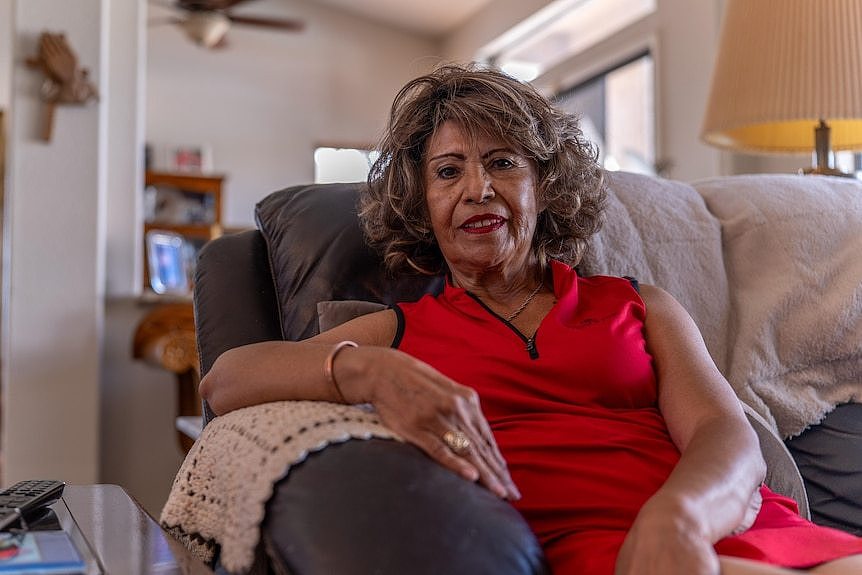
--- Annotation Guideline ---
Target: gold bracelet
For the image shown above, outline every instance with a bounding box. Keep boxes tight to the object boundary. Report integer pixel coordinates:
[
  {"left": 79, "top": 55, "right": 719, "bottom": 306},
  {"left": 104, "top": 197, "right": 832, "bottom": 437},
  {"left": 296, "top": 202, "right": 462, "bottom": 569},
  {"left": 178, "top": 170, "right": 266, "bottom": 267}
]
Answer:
[{"left": 324, "top": 340, "right": 358, "bottom": 403}]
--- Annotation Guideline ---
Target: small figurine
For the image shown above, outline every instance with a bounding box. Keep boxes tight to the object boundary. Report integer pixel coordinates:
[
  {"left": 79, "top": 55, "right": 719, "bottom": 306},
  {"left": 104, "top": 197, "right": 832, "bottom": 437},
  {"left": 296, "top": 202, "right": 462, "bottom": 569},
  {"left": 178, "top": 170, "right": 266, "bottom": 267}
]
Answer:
[{"left": 26, "top": 32, "right": 99, "bottom": 142}]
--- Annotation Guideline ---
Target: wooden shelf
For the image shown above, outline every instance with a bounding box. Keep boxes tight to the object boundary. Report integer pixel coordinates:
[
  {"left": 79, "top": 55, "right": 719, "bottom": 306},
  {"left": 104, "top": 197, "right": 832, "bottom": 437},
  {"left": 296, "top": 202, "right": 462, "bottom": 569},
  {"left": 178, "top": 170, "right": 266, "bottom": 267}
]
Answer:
[
  {"left": 143, "top": 170, "right": 225, "bottom": 294},
  {"left": 144, "top": 222, "right": 221, "bottom": 238}
]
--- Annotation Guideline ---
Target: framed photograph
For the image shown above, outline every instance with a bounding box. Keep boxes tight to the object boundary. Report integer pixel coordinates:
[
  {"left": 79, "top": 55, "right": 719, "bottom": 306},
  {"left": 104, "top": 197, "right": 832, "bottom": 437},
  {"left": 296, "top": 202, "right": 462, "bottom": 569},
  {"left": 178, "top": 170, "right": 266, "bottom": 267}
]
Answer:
[
  {"left": 171, "top": 145, "right": 212, "bottom": 173},
  {"left": 146, "top": 230, "right": 190, "bottom": 295}
]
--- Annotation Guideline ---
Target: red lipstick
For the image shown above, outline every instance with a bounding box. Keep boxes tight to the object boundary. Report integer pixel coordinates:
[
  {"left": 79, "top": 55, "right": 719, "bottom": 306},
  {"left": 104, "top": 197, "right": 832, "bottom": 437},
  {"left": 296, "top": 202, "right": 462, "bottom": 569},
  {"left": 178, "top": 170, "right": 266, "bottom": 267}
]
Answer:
[{"left": 459, "top": 214, "right": 506, "bottom": 234}]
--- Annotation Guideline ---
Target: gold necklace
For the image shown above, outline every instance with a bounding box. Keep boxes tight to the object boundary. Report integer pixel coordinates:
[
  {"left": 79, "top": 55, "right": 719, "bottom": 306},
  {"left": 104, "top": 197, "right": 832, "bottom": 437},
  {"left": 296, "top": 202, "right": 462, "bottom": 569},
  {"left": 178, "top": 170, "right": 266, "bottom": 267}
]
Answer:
[{"left": 505, "top": 282, "right": 543, "bottom": 322}]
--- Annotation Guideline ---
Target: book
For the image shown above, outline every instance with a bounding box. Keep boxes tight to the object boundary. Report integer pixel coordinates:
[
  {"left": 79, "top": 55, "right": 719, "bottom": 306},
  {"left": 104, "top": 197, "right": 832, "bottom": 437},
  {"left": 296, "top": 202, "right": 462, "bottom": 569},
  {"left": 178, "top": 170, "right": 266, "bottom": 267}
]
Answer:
[{"left": 0, "top": 531, "right": 85, "bottom": 574}]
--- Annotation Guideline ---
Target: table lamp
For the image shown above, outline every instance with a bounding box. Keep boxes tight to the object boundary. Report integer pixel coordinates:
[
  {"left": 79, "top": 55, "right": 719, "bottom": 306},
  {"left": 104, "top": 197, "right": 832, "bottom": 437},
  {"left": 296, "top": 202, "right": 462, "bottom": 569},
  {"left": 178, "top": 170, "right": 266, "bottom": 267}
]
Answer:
[{"left": 701, "top": 0, "right": 862, "bottom": 176}]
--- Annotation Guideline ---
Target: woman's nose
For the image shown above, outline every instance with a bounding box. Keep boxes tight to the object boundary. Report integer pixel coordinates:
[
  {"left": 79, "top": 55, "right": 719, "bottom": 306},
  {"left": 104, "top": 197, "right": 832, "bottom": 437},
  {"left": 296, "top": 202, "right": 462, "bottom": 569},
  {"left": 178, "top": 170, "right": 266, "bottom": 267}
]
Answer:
[{"left": 463, "top": 164, "right": 494, "bottom": 204}]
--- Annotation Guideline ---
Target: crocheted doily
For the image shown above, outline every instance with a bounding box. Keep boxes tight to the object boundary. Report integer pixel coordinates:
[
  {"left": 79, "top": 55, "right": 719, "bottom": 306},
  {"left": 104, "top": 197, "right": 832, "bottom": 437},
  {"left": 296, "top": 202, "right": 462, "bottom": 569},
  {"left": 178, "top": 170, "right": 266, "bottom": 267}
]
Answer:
[{"left": 160, "top": 400, "right": 399, "bottom": 573}]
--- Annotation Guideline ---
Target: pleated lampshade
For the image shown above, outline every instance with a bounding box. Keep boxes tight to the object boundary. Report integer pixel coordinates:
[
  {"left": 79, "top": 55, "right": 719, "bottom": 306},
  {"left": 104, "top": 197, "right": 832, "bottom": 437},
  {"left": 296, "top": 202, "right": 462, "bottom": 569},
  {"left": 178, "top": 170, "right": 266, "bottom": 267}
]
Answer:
[{"left": 701, "top": 0, "right": 862, "bottom": 159}]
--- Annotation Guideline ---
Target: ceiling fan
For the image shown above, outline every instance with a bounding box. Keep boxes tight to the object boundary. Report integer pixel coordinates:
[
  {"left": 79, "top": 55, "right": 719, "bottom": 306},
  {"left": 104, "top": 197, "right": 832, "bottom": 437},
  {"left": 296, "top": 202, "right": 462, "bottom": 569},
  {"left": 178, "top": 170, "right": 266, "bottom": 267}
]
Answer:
[{"left": 151, "top": 0, "right": 305, "bottom": 49}]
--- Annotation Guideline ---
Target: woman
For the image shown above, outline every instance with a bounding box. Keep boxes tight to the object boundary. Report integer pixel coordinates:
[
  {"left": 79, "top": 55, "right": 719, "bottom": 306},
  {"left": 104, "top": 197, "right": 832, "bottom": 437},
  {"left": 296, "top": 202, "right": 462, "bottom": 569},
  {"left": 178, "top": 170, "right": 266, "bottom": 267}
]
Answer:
[{"left": 200, "top": 64, "right": 862, "bottom": 574}]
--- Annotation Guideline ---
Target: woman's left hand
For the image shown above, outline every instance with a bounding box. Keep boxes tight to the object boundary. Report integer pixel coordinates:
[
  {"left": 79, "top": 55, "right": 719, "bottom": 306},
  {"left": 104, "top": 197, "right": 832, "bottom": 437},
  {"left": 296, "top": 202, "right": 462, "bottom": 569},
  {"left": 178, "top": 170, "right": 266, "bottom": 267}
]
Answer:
[{"left": 614, "top": 494, "right": 720, "bottom": 575}]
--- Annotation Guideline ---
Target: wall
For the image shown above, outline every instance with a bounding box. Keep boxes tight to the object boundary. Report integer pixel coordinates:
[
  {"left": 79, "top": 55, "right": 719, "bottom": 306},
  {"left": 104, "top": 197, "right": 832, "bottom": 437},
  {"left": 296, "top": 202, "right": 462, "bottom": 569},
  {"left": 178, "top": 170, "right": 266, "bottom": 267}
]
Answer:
[{"left": 3, "top": 0, "right": 106, "bottom": 484}]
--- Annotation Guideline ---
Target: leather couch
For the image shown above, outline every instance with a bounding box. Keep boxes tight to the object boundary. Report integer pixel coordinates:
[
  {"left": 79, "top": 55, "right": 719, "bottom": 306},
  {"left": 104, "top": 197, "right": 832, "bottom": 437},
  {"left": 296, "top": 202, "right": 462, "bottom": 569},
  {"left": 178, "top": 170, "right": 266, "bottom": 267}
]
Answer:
[{"left": 193, "top": 170, "right": 862, "bottom": 573}]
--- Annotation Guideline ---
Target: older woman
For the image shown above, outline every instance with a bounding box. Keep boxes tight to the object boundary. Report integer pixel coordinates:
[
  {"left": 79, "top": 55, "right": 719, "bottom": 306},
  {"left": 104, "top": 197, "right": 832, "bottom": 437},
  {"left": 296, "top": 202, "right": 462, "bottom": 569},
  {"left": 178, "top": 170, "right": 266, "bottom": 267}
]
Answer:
[{"left": 200, "top": 64, "right": 862, "bottom": 574}]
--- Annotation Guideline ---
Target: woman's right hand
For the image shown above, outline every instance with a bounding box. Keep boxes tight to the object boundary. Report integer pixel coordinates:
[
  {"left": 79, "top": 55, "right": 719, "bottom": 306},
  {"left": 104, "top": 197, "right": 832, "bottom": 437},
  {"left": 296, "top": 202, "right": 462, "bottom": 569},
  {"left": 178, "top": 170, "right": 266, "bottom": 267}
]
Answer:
[{"left": 335, "top": 345, "right": 521, "bottom": 501}]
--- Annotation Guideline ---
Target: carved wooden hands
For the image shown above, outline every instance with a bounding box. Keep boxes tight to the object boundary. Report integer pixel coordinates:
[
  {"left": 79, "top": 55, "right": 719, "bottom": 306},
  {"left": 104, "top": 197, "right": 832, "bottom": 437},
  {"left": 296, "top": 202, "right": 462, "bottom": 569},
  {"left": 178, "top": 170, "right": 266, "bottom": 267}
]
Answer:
[{"left": 26, "top": 32, "right": 99, "bottom": 141}]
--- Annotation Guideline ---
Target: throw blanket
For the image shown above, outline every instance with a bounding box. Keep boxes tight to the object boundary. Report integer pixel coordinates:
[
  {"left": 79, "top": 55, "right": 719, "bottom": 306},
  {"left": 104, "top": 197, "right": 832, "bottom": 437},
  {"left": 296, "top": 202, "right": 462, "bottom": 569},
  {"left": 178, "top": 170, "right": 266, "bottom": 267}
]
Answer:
[
  {"left": 160, "top": 401, "right": 398, "bottom": 573},
  {"left": 583, "top": 171, "right": 862, "bottom": 438},
  {"left": 695, "top": 175, "right": 862, "bottom": 438}
]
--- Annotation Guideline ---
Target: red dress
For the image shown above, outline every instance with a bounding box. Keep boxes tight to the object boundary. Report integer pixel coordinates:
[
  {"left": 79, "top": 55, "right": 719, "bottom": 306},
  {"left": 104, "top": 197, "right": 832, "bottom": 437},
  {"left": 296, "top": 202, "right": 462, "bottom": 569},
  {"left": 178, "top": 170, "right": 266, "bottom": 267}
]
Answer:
[{"left": 393, "top": 260, "right": 862, "bottom": 573}]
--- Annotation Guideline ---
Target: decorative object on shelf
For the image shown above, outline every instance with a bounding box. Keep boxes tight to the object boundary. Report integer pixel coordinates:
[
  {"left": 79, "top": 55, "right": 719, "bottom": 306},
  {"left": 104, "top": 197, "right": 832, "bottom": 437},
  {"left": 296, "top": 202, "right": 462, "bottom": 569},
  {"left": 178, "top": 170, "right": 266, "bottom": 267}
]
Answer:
[
  {"left": 146, "top": 142, "right": 213, "bottom": 173},
  {"left": 171, "top": 145, "right": 210, "bottom": 173},
  {"left": 149, "top": 0, "right": 304, "bottom": 49},
  {"left": 701, "top": 0, "right": 862, "bottom": 177},
  {"left": 132, "top": 303, "right": 201, "bottom": 453},
  {"left": 26, "top": 32, "right": 99, "bottom": 142}
]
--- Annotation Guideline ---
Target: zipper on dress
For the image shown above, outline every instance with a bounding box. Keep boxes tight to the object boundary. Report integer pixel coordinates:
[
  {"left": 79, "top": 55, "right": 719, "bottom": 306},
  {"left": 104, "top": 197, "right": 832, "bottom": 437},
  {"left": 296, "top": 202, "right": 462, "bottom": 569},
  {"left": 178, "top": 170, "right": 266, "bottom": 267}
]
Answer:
[
  {"left": 465, "top": 292, "right": 540, "bottom": 360},
  {"left": 525, "top": 337, "right": 538, "bottom": 360}
]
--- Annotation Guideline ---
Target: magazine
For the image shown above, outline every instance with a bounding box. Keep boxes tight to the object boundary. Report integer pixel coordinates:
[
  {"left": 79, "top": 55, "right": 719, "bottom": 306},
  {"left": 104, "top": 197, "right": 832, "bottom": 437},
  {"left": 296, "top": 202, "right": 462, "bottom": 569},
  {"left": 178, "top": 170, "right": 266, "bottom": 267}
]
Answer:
[{"left": 0, "top": 531, "right": 85, "bottom": 574}]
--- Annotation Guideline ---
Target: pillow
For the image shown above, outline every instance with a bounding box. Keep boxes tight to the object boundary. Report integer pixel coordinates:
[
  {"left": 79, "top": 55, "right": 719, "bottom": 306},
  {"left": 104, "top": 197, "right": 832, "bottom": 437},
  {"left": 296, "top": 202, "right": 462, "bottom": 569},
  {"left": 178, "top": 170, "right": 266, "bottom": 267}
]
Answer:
[
  {"left": 694, "top": 174, "right": 862, "bottom": 438},
  {"left": 317, "top": 300, "right": 387, "bottom": 332},
  {"left": 254, "top": 183, "right": 442, "bottom": 341}
]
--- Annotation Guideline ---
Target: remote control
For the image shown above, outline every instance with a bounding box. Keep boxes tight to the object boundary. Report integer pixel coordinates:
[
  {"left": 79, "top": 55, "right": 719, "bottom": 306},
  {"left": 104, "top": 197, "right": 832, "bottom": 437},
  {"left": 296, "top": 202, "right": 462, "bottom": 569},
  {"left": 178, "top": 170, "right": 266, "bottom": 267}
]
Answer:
[{"left": 0, "top": 479, "right": 65, "bottom": 531}]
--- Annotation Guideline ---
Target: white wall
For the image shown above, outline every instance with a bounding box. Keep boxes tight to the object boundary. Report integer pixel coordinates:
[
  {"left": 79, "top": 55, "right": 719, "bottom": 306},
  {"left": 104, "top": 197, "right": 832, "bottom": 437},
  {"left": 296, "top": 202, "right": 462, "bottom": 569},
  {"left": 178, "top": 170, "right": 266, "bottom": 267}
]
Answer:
[
  {"left": 3, "top": 0, "right": 107, "bottom": 484},
  {"left": 104, "top": 0, "right": 146, "bottom": 298}
]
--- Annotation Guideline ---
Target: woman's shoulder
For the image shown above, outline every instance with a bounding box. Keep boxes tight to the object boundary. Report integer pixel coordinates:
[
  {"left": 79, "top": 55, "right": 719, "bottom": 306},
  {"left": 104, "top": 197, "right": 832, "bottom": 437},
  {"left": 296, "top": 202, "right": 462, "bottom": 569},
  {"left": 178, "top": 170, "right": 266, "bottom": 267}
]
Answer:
[{"left": 577, "top": 273, "right": 641, "bottom": 293}]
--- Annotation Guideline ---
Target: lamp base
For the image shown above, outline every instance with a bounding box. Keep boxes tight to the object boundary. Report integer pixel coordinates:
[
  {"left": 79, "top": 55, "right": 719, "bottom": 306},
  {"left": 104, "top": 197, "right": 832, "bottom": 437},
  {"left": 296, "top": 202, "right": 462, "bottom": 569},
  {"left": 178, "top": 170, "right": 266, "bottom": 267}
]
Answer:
[
  {"left": 800, "top": 120, "right": 858, "bottom": 178},
  {"left": 800, "top": 166, "right": 856, "bottom": 178}
]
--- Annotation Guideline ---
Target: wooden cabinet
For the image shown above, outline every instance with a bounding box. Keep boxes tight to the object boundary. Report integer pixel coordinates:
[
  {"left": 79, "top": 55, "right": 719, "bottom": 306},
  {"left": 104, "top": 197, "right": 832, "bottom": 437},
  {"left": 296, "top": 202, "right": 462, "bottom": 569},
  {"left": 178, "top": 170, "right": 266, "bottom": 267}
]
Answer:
[{"left": 143, "top": 171, "right": 224, "bottom": 294}]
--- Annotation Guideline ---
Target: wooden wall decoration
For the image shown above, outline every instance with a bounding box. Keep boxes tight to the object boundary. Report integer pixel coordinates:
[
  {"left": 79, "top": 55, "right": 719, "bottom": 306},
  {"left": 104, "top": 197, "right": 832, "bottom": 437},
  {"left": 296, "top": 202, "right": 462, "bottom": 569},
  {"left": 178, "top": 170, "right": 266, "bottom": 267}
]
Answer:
[{"left": 26, "top": 32, "right": 99, "bottom": 142}]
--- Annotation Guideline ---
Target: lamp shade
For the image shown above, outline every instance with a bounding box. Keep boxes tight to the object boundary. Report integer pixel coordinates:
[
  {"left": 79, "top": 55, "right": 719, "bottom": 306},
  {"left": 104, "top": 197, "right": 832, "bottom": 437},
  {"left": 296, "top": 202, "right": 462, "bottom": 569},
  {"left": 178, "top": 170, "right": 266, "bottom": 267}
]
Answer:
[{"left": 701, "top": 0, "right": 862, "bottom": 153}]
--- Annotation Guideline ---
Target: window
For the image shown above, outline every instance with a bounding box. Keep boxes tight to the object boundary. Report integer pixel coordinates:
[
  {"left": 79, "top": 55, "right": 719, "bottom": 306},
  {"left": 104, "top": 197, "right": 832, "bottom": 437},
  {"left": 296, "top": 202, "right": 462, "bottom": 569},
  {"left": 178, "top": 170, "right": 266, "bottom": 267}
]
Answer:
[
  {"left": 555, "top": 52, "right": 656, "bottom": 174},
  {"left": 835, "top": 151, "right": 862, "bottom": 177},
  {"left": 314, "top": 147, "right": 378, "bottom": 184}
]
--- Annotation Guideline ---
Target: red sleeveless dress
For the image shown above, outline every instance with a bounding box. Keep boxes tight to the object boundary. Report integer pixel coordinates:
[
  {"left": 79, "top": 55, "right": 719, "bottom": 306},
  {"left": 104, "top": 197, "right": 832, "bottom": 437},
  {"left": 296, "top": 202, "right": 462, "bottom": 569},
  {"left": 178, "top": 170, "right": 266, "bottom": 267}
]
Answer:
[{"left": 393, "top": 260, "right": 862, "bottom": 573}]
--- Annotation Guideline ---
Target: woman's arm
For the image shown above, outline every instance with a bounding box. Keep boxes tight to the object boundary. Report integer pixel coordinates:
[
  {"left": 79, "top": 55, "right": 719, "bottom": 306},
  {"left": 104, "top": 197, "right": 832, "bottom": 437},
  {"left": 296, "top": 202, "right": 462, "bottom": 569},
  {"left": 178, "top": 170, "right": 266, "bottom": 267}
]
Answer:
[
  {"left": 616, "top": 284, "right": 766, "bottom": 575},
  {"left": 199, "top": 309, "right": 398, "bottom": 414},
  {"left": 198, "top": 308, "right": 520, "bottom": 500}
]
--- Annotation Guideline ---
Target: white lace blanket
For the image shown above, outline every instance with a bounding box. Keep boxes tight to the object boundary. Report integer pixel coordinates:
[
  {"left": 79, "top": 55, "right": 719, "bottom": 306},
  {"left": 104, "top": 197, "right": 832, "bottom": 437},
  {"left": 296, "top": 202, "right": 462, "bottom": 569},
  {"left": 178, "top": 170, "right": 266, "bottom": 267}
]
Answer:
[{"left": 159, "top": 401, "right": 399, "bottom": 574}]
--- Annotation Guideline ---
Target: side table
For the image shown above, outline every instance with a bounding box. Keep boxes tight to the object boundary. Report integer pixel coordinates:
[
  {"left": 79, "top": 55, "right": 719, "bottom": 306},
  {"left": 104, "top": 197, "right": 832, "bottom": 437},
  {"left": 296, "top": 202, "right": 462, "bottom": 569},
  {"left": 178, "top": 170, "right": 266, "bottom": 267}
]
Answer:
[{"left": 51, "top": 484, "right": 212, "bottom": 574}]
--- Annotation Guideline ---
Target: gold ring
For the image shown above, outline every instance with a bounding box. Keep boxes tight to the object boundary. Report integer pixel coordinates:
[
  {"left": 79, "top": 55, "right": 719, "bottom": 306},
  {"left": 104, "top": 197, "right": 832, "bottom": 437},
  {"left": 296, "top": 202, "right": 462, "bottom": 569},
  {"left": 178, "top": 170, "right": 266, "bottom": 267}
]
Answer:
[{"left": 442, "top": 430, "right": 471, "bottom": 455}]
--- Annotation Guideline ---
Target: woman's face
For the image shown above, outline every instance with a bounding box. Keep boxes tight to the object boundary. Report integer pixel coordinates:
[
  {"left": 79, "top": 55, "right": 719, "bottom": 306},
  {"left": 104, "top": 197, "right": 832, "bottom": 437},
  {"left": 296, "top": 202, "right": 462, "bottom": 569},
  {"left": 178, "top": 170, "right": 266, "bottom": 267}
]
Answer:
[{"left": 423, "top": 120, "right": 539, "bottom": 277}]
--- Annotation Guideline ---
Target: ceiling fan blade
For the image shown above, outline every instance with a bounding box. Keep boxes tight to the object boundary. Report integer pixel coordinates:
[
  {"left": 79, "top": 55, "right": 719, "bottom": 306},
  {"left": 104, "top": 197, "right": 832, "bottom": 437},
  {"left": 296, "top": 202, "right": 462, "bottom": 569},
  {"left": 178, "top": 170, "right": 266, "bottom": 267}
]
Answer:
[
  {"left": 176, "top": 0, "right": 252, "bottom": 10},
  {"left": 225, "top": 14, "right": 304, "bottom": 31}
]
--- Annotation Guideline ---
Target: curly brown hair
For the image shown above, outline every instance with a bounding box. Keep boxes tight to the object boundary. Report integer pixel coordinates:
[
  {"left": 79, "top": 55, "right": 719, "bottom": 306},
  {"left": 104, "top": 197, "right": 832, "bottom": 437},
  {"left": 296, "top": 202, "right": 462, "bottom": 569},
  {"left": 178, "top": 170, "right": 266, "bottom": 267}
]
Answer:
[{"left": 359, "top": 62, "right": 606, "bottom": 276}]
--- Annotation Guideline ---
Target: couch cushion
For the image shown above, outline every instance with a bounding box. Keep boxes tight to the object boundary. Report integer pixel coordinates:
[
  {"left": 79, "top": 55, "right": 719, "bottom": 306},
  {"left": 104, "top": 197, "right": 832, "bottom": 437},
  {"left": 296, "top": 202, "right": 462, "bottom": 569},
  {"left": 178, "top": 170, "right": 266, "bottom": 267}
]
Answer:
[
  {"left": 579, "top": 171, "right": 730, "bottom": 372},
  {"left": 255, "top": 183, "right": 443, "bottom": 341},
  {"left": 317, "top": 299, "right": 387, "bottom": 333},
  {"left": 693, "top": 174, "right": 862, "bottom": 438}
]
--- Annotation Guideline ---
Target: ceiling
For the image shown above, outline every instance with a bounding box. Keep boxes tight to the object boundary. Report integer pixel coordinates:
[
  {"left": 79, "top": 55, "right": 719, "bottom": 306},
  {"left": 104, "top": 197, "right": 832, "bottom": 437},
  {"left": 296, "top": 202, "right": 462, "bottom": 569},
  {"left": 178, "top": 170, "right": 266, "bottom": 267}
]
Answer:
[{"left": 307, "top": 0, "right": 496, "bottom": 37}]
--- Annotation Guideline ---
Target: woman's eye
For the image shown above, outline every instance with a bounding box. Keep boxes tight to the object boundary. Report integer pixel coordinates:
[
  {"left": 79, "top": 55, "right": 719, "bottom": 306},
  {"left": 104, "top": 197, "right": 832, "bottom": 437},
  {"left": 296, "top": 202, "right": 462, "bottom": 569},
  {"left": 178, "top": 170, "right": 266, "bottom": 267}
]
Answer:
[
  {"left": 437, "top": 166, "right": 458, "bottom": 179},
  {"left": 491, "top": 157, "right": 515, "bottom": 169}
]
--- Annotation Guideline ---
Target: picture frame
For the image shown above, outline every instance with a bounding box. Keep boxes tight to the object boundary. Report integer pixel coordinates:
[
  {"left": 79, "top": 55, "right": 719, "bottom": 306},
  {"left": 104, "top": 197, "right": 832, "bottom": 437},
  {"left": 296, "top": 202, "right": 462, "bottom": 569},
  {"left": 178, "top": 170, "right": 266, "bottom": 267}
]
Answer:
[
  {"left": 146, "top": 230, "right": 190, "bottom": 295},
  {"left": 171, "top": 145, "right": 212, "bottom": 173}
]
